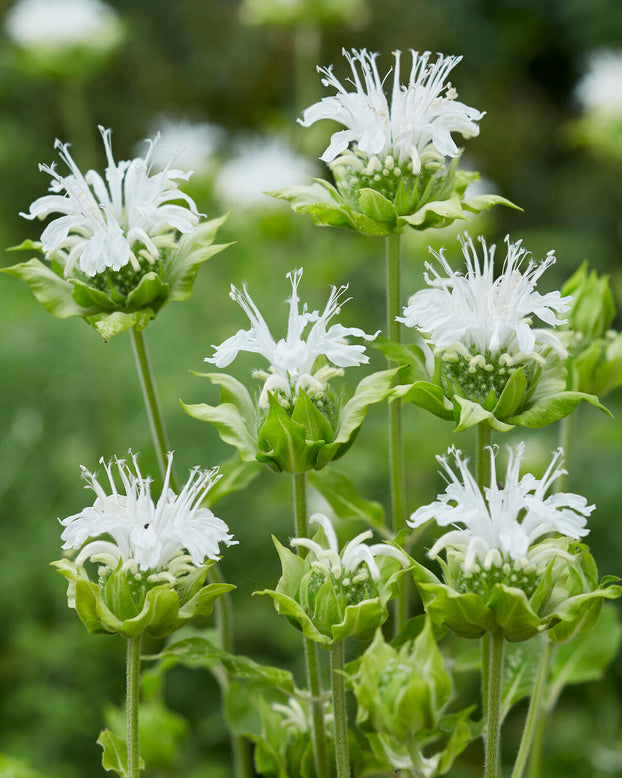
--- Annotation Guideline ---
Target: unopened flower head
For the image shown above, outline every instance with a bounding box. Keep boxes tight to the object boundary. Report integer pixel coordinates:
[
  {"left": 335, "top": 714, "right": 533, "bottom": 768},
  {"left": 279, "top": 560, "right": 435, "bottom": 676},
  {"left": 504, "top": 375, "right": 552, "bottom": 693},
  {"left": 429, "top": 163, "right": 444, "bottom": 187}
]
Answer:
[
  {"left": 214, "top": 136, "right": 317, "bottom": 211},
  {"left": 576, "top": 49, "right": 622, "bottom": 118},
  {"left": 5, "top": 0, "right": 122, "bottom": 52},
  {"left": 291, "top": 512, "right": 408, "bottom": 605},
  {"left": 21, "top": 125, "right": 203, "bottom": 278},
  {"left": 409, "top": 443, "right": 592, "bottom": 595},
  {"left": 299, "top": 48, "right": 483, "bottom": 200},
  {"left": 398, "top": 233, "right": 571, "bottom": 404},
  {"left": 60, "top": 452, "right": 237, "bottom": 583},
  {"left": 206, "top": 268, "right": 379, "bottom": 408}
]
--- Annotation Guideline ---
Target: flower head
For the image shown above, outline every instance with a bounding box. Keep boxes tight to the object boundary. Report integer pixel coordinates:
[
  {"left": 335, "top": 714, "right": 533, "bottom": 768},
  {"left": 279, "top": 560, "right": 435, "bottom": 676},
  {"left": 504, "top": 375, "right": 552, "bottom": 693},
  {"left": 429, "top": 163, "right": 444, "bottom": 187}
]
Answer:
[
  {"left": 206, "top": 268, "right": 379, "bottom": 407},
  {"left": 60, "top": 451, "right": 236, "bottom": 580},
  {"left": 576, "top": 49, "right": 622, "bottom": 118},
  {"left": 5, "top": 0, "right": 122, "bottom": 52},
  {"left": 409, "top": 443, "right": 592, "bottom": 579},
  {"left": 214, "top": 136, "right": 317, "bottom": 211},
  {"left": 300, "top": 48, "right": 483, "bottom": 175},
  {"left": 21, "top": 125, "right": 203, "bottom": 277}
]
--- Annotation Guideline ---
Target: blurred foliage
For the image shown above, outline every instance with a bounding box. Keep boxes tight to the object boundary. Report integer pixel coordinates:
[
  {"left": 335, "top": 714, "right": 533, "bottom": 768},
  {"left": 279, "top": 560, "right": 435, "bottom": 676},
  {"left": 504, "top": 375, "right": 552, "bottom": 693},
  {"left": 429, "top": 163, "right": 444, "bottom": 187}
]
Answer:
[{"left": 0, "top": 0, "right": 621, "bottom": 776}]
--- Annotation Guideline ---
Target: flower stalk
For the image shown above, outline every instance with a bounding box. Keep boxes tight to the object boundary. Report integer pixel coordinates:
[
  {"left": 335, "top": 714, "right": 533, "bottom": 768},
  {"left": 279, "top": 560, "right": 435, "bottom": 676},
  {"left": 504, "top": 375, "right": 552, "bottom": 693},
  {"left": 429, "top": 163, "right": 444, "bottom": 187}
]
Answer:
[
  {"left": 331, "top": 639, "right": 350, "bottom": 778},
  {"left": 126, "top": 634, "right": 142, "bottom": 778},
  {"left": 511, "top": 637, "right": 554, "bottom": 778},
  {"left": 386, "top": 233, "right": 408, "bottom": 634}
]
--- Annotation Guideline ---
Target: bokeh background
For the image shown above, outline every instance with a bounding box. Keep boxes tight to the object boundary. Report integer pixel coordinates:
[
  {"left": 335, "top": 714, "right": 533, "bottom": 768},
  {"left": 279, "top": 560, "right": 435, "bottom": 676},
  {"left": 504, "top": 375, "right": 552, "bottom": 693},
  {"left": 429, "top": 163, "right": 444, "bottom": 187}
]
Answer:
[{"left": 1, "top": 0, "right": 621, "bottom": 776}]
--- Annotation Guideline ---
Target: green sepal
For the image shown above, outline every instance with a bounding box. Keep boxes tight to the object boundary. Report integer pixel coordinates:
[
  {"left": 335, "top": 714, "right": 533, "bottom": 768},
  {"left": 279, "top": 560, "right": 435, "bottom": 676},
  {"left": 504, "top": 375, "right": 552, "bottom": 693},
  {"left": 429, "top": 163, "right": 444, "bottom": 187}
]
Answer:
[
  {"left": 71, "top": 277, "right": 118, "bottom": 310},
  {"left": 166, "top": 214, "right": 232, "bottom": 302},
  {"left": 487, "top": 585, "right": 544, "bottom": 643},
  {"left": 2, "top": 257, "right": 89, "bottom": 318},
  {"left": 358, "top": 188, "right": 397, "bottom": 225},
  {"left": 86, "top": 309, "right": 155, "bottom": 340},
  {"left": 52, "top": 559, "right": 235, "bottom": 638},
  {"left": 257, "top": 392, "right": 323, "bottom": 473},
  {"left": 392, "top": 379, "right": 454, "bottom": 420},
  {"left": 181, "top": 373, "right": 259, "bottom": 462},
  {"left": 126, "top": 272, "right": 169, "bottom": 309},
  {"left": 97, "top": 729, "right": 144, "bottom": 777}
]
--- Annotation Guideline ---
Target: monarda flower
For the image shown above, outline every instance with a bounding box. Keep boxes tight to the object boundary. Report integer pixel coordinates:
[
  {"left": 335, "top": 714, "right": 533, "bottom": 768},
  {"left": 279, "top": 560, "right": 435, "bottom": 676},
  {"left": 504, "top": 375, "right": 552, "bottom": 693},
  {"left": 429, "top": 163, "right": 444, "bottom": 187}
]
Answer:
[
  {"left": 5, "top": 126, "right": 229, "bottom": 339},
  {"left": 393, "top": 232, "right": 607, "bottom": 431},
  {"left": 184, "top": 268, "right": 396, "bottom": 473},
  {"left": 407, "top": 443, "right": 620, "bottom": 642},
  {"left": 273, "top": 48, "right": 512, "bottom": 235},
  {"left": 52, "top": 452, "right": 237, "bottom": 638}
]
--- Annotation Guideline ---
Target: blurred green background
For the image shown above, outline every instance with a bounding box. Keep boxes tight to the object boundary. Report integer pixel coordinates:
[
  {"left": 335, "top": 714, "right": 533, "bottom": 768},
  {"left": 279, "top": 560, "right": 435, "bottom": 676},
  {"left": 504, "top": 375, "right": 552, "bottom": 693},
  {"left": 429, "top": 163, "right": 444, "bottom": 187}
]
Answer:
[{"left": 0, "top": 0, "right": 621, "bottom": 776}]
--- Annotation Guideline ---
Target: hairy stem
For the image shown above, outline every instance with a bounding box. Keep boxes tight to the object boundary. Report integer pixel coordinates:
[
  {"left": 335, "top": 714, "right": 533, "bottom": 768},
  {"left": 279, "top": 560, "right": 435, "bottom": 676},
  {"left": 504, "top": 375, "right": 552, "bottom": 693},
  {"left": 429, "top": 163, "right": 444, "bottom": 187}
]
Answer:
[
  {"left": 126, "top": 635, "right": 142, "bottom": 778},
  {"left": 386, "top": 233, "right": 408, "bottom": 634},
  {"left": 331, "top": 640, "right": 350, "bottom": 778},
  {"left": 293, "top": 473, "right": 331, "bottom": 778},
  {"left": 485, "top": 630, "right": 505, "bottom": 778}
]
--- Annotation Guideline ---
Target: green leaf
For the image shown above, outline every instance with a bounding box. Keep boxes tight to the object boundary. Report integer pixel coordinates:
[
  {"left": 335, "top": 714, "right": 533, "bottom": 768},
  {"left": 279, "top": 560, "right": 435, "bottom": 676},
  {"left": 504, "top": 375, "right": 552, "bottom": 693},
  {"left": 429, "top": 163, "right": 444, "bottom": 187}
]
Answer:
[
  {"left": 488, "top": 584, "right": 543, "bottom": 642},
  {"left": 257, "top": 393, "right": 322, "bottom": 472},
  {"left": 87, "top": 309, "right": 155, "bottom": 340},
  {"left": 307, "top": 467, "right": 385, "bottom": 530},
  {"left": 416, "top": 580, "right": 497, "bottom": 639},
  {"left": 399, "top": 196, "right": 466, "bottom": 228},
  {"left": 167, "top": 214, "right": 232, "bottom": 301},
  {"left": 493, "top": 368, "right": 528, "bottom": 418},
  {"left": 394, "top": 380, "right": 454, "bottom": 420},
  {"left": 453, "top": 396, "right": 514, "bottom": 433},
  {"left": 500, "top": 636, "right": 542, "bottom": 721},
  {"left": 507, "top": 390, "right": 612, "bottom": 427},
  {"left": 0, "top": 754, "right": 50, "bottom": 778},
  {"left": 290, "top": 389, "right": 334, "bottom": 445},
  {"left": 97, "top": 729, "right": 144, "bottom": 776},
  {"left": 71, "top": 278, "right": 116, "bottom": 309},
  {"left": 358, "top": 188, "right": 396, "bottom": 223},
  {"left": 462, "top": 193, "right": 522, "bottom": 214},
  {"left": 2, "top": 258, "right": 86, "bottom": 318},
  {"left": 7, "top": 238, "right": 44, "bottom": 252},
  {"left": 201, "top": 455, "right": 261, "bottom": 507},
  {"left": 126, "top": 271, "right": 168, "bottom": 308}
]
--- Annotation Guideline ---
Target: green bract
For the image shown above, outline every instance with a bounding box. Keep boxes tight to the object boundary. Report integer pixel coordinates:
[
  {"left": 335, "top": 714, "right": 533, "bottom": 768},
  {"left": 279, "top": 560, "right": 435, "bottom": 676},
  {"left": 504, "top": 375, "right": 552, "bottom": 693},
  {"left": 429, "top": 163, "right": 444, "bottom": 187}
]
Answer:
[
  {"left": 51, "top": 558, "right": 234, "bottom": 639},
  {"left": 351, "top": 621, "right": 475, "bottom": 776},
  {"left": 409, "top": 544, "right": 621, "bottom": 643},
  {"left": 270, "top": 159, "right": 516, "bottom": 237},
  {"left": 3, "top": 215, "right": 230, "bottom": 340},
  {"left": 256, "top": 535, "right": 407, "bottom": 647},
  {"left": 382, "top": 341, "right": 609, "bottom": 433},
  {"left": 182, "top": 367, "right": 398, "bottom": 473},
  {"left": 561, "top": 263, "right": 622, "bottom": 397}
]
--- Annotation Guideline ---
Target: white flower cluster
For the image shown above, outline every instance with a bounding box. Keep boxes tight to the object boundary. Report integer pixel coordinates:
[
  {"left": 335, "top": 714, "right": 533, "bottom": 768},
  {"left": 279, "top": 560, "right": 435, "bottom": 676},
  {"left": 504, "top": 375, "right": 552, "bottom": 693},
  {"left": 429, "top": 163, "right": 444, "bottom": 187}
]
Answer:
[
  {"left": 206, "top": 268, "right": 378, "bottom": 408},
  {"left": 409, "top": 443, "right": 592, "bottom": 573},
  {"left": 576, "top": 49, "right": 622, "bottom": 117},
  {"left": 60, "top": 452, "right": 236, "bottom": 581},
  {"left": 300, "top": 48, "right": 483, "bottom": 174},
  {"left": 21, "top": 126, "right": 203, "bottom": 277}
]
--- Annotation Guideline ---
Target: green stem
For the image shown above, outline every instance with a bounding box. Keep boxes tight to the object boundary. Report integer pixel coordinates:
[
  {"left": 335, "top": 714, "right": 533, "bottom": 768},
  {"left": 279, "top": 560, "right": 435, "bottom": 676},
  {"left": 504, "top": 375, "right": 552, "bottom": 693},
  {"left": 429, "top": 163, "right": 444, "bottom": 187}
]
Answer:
[
  {"left": 481, "top": 631, "right": 491, "bottom": 721},
  {"left": 485, "top": 630, "right": 505, "bottom": 778},
  {"left": 476, "top": 422, "right": 493, "bottom": 722},
  {"left": 511, "top": 637, "right": 553, "bottom": 778},
  {"left": 386, "top": 233, "right": 408, "bottom": 635},
  {"left": 556, "top": 408, "right": 578, "bottom": 493},
  {"left": 331, "top": 640, "right": 350, "bottom": 778},
  {"left": 130, "top": 327, "right": 252, "bottom": 777},
  {"left": 130, "top": 328, "right": 177, "bottom": 489},
  {"left": 292, "top": 473, "right": 331, "bottom": 778},
  {"left": 126, "top": 635, "right": 142, "bottom": 778}
]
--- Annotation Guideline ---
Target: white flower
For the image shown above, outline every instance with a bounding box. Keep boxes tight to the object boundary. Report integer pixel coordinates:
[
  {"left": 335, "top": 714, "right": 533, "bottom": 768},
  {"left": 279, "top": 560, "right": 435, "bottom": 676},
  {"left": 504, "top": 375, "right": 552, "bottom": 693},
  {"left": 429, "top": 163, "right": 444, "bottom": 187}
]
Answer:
[
  {"left": 398, "top": 233, "right": 570, "bottom": 364},
  {"left": 60, "top": 452, "right": 237, "bottom": 579},
  {"left": 291, "top": 513, "right": 408, "bottom": 581},
  {"left": 299, "top": 48, "right": 484, "bottom": 174},
  {"left": 408, "top": 443, "right": 592, "bottom": 573},
  {"left": 21, "top": 125, "right": 203, "bottom": 277},
  {"left": 142, "top": 116, "right": 225, "bottom": 175},
  {"left": 214, "top": 136, "right": 317, "bottom": 210},
  {"left": 205, "top": 268, "right": 379, "bottom": 407},
  {"left": 576, "top": 49, "right": 622, "bottom": 117},
  {"left": 5, "top": 0, "right": 122, "bottom": 52}
]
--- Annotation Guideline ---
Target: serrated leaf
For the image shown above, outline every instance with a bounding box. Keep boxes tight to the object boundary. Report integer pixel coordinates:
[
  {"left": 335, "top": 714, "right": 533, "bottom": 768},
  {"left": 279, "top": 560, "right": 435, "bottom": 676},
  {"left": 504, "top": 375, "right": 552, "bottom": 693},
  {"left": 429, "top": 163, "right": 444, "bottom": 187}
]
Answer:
[
  {"left": 2, "top": 258, "right": 86, "bottom": 318},
  {"left": 307, "top": 467, "right": 385, "bottom": 529}
]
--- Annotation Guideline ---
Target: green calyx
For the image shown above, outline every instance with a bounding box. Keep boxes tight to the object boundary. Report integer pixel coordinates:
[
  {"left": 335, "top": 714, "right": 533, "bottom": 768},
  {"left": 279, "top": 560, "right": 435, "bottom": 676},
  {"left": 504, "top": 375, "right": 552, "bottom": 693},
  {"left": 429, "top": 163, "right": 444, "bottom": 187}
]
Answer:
[
  {"left": 3, "top": 215, "right": 230, "bottom": 340},
  {"left": 182, "top": 366, "right": 399, "bottom": 474},
  {"left": 410, "top": 545, "right": 622, "bottom": 643},
  {"left": 256, "top": 536, "right": 407, "bottom": 647},
  {"left": 51, "top": 557, "right": 235, "bottom": 639},
  {"left": 381, "top": 340, "right": 610, "bottom": 433},
  {"left": 270, "top": 156, "right": 518, "bottom": 237}
]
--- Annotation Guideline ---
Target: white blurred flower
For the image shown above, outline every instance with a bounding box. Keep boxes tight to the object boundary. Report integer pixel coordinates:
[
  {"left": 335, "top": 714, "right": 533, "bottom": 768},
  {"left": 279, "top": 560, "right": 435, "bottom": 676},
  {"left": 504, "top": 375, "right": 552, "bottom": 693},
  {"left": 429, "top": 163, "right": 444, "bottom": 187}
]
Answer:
[
  {"left": 60, "top": 451, "right": 237, "bottom": 579},
  {"left": 143, "top": 116, "right": 225, "bottom": 175},
  {"left": 408, "top": 443, "right": 592, "bottom": 573},
  {"left": 398, "top": 233, "right": 570, "bottom": 365},
  {"left": 214, "top": 136, "right": 316, "bottom": 210},
  {"left": 291, "top": 513, "right": 408, "bottom": 582},
  {"left": 206, "top": 267, "right": 379, "bottom": 407},
  {"left": 5, "top": 0, "right": 122, "bottom": 52},
  {"left": 21, "top": 125, "right": 203, "bottom": 277},
  {"left": 576, "top": 49, "right": 622, "bottom": 117},
  {"left": 299, "top": 48, "right": 484, "bottom": 174}
]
